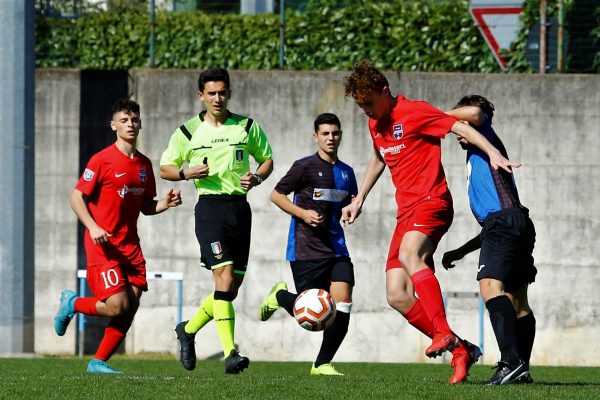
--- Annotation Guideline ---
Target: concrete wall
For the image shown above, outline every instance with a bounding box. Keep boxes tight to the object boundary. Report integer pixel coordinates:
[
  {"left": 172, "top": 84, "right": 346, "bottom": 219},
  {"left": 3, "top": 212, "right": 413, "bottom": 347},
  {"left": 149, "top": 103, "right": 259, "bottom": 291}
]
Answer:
[{"left": 35, "top": 69, "right": 600, "bottom": 366}]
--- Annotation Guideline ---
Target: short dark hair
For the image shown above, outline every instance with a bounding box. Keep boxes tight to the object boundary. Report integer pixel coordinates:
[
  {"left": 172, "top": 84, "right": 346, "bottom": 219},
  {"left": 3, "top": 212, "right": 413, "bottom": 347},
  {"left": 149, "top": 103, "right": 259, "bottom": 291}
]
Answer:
[
  {"left": 314, "top": 113, "right": 341, "bottom": 132},
  {"left": 455, "top": 95, "right": 495, "bottom": 121},
  {"left": 111, "top": 98, "right": 140, "bottom": 116},
  {"left": 198, "top": 67, "right": 230, "bottom": 91}
]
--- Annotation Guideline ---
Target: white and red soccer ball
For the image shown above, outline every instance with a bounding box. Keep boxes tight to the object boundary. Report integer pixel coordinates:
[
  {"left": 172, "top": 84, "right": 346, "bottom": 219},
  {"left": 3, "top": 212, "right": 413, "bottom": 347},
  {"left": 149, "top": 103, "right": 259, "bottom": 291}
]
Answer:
[{"left": 293, "top": 288, "right": 337, "bottom": 331}]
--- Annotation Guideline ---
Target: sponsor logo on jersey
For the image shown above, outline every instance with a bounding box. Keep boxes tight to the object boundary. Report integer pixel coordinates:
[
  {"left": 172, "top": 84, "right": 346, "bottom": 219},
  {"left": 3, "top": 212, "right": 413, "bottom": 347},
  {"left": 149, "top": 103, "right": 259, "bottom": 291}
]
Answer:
[
  {"left": 478, "top": 264, "right": 485, "bottom": 272},
  {"left": 118, "top": 186, "right": 128, "bottom": 198},
  {"left": 236, "top": 149, "right": 244, "bottom": 161},
  {"left": 313, "top": 188, "right": 348, "bottom": 202},
  {"left": 379, "top": 143, "right": 406, "bottom": 159},
  {"left": 115, "top": 172, "right": 127, "bottom": 178},
  {"left": 83, "top": 168, "right": 95, "bottom": 181},
  {"left": 211, "top": 241, "right": 223, "bottom": 255},
  {"left": 139, "top": 168, "right": 147, "bottom": 182},
  {"left": 341, "top": 170, "right": 349, "bottom": 181},
  {"left": 117, "top": 185, "right": 145, "bottom": 198},
  {"left": 212, "top": 138, "right": 230, "bottom": 143},
  {"left": 393, "top": 124, "right": 404, "bottom": 140}
]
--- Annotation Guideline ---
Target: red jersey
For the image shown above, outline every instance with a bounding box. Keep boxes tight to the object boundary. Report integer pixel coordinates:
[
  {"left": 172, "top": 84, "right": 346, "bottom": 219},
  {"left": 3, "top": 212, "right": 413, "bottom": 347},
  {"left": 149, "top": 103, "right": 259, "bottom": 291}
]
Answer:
[
  {"left": 75, "top": 144, "right": 157, "bottom": 266},
  {"left": 368, "top": 95, "right": 457, "bottom": 219}
]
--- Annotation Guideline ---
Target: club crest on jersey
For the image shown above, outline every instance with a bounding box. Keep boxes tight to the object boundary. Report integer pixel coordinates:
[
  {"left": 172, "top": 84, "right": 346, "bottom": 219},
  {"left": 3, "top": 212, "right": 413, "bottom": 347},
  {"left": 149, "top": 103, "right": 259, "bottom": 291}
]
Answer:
[
  {"left": 139, "top": 168, "right": 147, "bottom": 182},
  {"left": 393, "top": 124, "right": 404, "bottom": 140},
  {"left": 83, "top": 168, "right": 95, "bottom": 181},
  {"left": 211, "top": 241, "right": 223, "bottom": 255},
  {"left": 236, "top": 149, "right": 244, "bottom": 162}
]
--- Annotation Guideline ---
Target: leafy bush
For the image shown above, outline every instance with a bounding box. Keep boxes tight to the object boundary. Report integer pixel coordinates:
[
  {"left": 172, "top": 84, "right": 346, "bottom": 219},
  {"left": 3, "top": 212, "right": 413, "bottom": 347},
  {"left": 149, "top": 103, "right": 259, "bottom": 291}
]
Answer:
[{"left": 35, "top": 0, "right": 500, "bottom": 71}]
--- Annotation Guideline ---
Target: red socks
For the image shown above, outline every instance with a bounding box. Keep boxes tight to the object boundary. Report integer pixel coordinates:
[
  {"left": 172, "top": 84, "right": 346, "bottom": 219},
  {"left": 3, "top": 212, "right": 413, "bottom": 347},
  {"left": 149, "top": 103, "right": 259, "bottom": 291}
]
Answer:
[
  {"left": 95, "top": 325, "right": 127, "bottom": 361},
  {"left": 405, "top": 299, "right": 434, "bottom": 338},
  {"left": 410, "top": 268, "right": 452, "bottom": 337},
  {"left": 74, "top": 298, "right": 100, "bottom": 316}
]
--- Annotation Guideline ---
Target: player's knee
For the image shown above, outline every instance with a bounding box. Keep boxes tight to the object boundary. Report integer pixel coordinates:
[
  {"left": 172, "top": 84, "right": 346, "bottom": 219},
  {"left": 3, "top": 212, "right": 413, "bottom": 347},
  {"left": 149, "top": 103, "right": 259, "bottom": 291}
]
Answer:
[
  {"left": 398, "top": 250, "right": 423, "bottom": 273},
  {"left": 479, "top": 279, "right": 502, "bottom": 302}
]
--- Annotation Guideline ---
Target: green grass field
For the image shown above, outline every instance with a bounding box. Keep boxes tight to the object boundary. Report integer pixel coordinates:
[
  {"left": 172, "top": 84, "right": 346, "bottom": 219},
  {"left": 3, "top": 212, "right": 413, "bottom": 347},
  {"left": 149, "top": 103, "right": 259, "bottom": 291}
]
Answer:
[{"left": 1, "top": 356, "right": 599, "bottom": 400}]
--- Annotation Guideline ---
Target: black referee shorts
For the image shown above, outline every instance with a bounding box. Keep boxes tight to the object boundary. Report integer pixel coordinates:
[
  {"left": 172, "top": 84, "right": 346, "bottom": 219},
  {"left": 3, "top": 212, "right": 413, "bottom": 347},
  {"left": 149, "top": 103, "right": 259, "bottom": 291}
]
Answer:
[
  {"left": 194, "top": 195, "right": 251, "bottom": 275},
  {"left": 478, "top": 208, "right": 537, "bottom": 291},
  {"left": 290, "top": 256, "right": 355, "bottom": 293}
]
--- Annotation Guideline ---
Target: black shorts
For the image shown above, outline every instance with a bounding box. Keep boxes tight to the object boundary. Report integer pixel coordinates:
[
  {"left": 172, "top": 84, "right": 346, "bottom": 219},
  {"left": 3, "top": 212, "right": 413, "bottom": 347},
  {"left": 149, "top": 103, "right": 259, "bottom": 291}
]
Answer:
[
  {"left": 194, "top": 195, "right": 251, "bottom": 274},
  {"left": 290, "top": 256, "right": 355, "bottom": 293},
  {"left": 478, "top": 208, "right": 537, "bottom": 291}
]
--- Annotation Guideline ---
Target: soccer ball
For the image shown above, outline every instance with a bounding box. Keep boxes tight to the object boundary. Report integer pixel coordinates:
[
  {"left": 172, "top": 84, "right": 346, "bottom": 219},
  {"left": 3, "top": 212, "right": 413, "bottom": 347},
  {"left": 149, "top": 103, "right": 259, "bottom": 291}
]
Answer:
[{"left": 293, "top": 288, "right": 337, "bottom": 332}]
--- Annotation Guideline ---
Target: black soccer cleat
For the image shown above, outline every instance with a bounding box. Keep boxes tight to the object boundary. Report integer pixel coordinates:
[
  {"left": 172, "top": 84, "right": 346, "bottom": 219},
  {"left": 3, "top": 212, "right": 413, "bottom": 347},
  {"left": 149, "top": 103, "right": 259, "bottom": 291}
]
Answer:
[
  {"left": 175, "top": 321, "right": 196, "bottom": 371},
  {"left": 486, "top": 360, "right": 529, "bottom": 385},
  {"left": 224, "top": 349, "right": 250, "bottom": 374}
]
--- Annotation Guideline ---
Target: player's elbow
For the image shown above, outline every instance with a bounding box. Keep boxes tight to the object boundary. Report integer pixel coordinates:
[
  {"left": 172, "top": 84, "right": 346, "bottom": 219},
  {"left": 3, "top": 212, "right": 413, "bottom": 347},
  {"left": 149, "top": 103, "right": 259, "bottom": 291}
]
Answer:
[
  {"left": 159, "top": 165, "right": 177, "bottom": 181},
  {"left": 269, "top": 189, "right": 282, "bottom": 205}
]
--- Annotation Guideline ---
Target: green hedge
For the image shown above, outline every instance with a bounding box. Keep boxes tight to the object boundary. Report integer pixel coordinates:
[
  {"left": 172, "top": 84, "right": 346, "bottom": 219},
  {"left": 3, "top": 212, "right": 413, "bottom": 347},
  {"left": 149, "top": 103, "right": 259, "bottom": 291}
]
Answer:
[{"left": 35, "top": 0, "right": 501, "bottom": 71}]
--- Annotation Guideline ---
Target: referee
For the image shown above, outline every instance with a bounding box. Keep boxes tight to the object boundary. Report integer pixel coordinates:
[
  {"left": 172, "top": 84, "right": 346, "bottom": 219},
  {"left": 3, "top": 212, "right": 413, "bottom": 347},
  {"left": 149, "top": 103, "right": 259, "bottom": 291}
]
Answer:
[{"left": 160, "top": 67, "right": 273, "bottom": 374}]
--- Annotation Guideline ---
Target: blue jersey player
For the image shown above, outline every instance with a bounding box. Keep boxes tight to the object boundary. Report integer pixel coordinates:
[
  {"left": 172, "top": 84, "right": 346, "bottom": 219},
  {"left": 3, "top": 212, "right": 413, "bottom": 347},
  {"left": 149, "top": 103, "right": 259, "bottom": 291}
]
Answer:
[
  {"left": 443, "top": 95, "right": 536, "bottom": 385},
  {"left": 259, "top": 113, "right": 358, "bottom": 376}
]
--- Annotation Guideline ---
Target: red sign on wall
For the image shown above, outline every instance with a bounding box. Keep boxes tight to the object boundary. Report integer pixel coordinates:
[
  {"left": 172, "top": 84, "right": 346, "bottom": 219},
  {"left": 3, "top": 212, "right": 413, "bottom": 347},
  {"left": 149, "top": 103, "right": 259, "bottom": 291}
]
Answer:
[{"left": 469, "top": 1, "right": 524, "bottom": 69}]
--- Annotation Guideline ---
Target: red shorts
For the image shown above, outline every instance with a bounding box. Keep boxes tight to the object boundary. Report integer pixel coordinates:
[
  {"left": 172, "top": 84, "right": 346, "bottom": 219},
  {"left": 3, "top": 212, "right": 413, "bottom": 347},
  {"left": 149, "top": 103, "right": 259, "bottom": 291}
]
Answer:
[
  {"left": 86, "top": 261, "right": 148, "bottom": 301},
  {"left": 386, "top": 197, "right": 453, "bottom": 271}
]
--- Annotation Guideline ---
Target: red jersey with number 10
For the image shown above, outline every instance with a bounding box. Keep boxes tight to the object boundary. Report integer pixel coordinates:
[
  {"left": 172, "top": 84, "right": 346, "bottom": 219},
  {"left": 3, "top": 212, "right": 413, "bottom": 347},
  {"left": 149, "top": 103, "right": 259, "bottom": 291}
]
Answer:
[
  {"left": 75, "top": 144, "right": 157, "bottom": 266},
  {"left": 368, "top": 95, "right": 457, "bottom": 219}
]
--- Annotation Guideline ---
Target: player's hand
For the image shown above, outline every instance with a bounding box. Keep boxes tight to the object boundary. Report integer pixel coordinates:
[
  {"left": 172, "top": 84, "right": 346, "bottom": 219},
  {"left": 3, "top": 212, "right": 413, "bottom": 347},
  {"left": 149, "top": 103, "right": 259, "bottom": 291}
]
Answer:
[
  {"left": 186, "top": 164, "right": 209, "bottom": 180},
  {"left": 240, "top": 172, "right": 256, "bottom": 191},
  {"left": 165, "top": 188, "right": 182, "bottom": 208},
  {"left": 489, "top": 148, "right": 521, "bottom": 173},
  {"left": 341, "top": 197, "right": 363, "bottom": 226},
  {"left": 442, "top": 249, "right": 464, "bottom": 270},
  {"left": 89, "top": 225, "right": 112, "bottom": 245},
  {"left": 301, "top": 209, "right": 323, "bottom": 227}
]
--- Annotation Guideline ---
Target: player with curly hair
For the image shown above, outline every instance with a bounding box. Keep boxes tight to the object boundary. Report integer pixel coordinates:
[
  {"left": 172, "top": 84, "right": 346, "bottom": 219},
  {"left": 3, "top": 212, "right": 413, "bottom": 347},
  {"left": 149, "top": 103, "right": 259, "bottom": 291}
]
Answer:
[{"left": 342, "top": 61, "right": 520, "bottom": 383}]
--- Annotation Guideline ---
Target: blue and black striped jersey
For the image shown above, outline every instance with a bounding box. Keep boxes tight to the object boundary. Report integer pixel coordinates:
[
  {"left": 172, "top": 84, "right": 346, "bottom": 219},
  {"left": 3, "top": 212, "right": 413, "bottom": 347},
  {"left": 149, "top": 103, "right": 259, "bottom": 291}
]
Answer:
[
  {"left": 274, "top": 153, "right": 358, "bottom": 261},
  {"left": 466, "top": 115, "right": 522, "bottom": 223}
]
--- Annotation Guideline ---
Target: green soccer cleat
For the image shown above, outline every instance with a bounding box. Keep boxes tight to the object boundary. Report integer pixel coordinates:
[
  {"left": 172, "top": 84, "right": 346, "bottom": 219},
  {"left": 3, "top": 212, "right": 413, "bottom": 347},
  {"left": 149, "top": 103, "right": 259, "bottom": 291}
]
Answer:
[
  {"left": 259, "top": 281, "right": 288, "bottom": 321},
  {"left": 310, "top": 363, "right": 344, "bottom": 376},
  {"left": 54, "top": 289, "right": 77, "bottom": 336},
  {"left": 87, "top": 359, "right": 124, "bottom": 374}
]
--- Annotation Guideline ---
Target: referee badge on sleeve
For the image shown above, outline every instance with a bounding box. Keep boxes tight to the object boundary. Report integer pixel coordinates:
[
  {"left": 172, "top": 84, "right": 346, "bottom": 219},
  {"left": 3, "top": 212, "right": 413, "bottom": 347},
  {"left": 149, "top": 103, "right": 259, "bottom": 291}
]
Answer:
[
  {"left": 211, "top": 241, "right": 223, "bottom": 255},
  {"left": 236, "top": 149, "right": 244, "bottom": 161}
]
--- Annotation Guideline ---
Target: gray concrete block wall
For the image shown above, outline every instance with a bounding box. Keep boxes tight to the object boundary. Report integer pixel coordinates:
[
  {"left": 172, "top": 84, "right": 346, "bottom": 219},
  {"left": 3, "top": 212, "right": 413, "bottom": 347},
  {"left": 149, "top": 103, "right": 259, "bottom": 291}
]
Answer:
[
  {"left": 35, "top": 69, "right": 600, "bottom": 366},
  {"left": 35, "top": 70, "right": 81, "bottom": 354}
]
